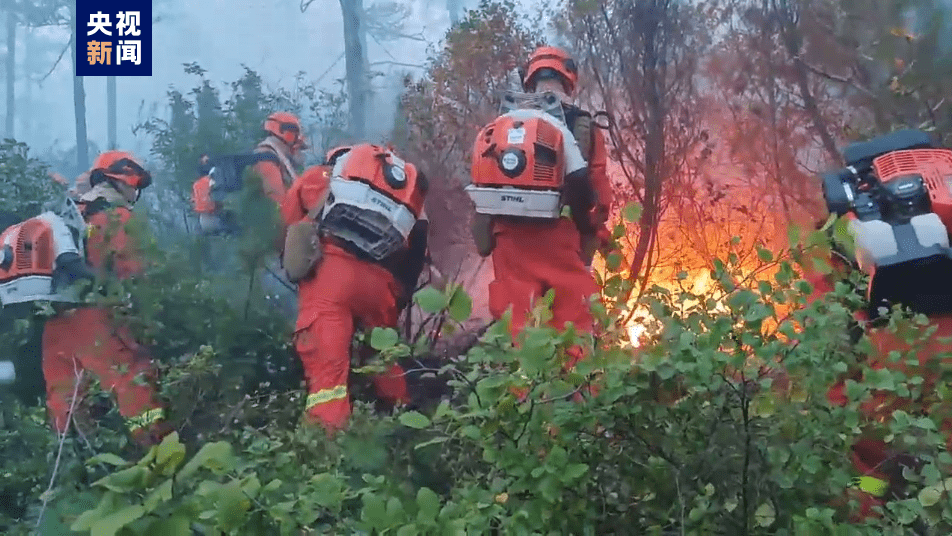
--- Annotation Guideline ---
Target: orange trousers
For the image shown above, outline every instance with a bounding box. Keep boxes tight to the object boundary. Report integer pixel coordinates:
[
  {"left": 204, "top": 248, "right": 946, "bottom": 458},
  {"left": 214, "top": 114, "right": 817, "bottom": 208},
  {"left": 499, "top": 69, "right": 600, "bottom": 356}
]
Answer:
[
  {"left": 824, "top": 312, "right": 952, "bottom": 521},
  {"left": 295, "top": 248, "right": 410, "bottom": 433},
  {"left": 489, "top": 218, "right": 599, "bottom": 370},
  {"left": 42, "top": 307, "right": 164, "bottom": 436}
]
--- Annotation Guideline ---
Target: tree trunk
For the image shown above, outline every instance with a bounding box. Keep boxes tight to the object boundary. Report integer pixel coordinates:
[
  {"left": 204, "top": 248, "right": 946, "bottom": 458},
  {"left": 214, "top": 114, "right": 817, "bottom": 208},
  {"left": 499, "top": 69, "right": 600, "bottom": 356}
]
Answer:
[
  {"left": 628, "top": 14, "right": 665, "bottom": 289},
  {"left": 5, "top": 7, "right": 15, "bottom": 138},
  {"left": 22, "top": 24, "right": 30, "bottom": 142},
  {"left": 447, "top": 0, "right": 462, "bottom": 24},
  {"left": 69, "top": 4, "right": 89, "bottom": 171},
  {"left": 107, "top": 76, "right": 116, "bottom": 149},
  {"left": 773, "top": 0, "right": 840, "bottom": 164},
  {"left": 340, "top": 0, "right": 367, "bottom": 139}
]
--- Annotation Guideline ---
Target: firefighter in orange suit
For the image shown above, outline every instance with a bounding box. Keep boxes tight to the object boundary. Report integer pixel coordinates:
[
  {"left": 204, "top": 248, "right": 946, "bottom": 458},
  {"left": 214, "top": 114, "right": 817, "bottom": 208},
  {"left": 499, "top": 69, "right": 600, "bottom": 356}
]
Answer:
[
  {"left": 280, "top": 145, "right": 436, "bottom": 433},
  {"left": 254, "top": 112, "right": 308, "bottom": 206},
  {"left": 191, "top": 154, "right": 214, "bottom": 215},
  {"left": 42, "top": 151, "right": 169, "bottom": 446},
  {"left": 191, "top": 153, "right": 234, "bottom": 235},
  {"left": 475, "top": 46, "right": 614, "bottom": 370},
  {"left": 801, "top": 234, "right": 948, "bottom": 524}
]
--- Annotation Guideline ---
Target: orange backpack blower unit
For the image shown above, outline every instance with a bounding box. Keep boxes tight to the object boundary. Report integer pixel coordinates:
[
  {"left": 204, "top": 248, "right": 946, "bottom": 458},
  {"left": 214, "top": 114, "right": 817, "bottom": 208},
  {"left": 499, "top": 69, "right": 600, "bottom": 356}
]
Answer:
[
  {"left": 821, "top": 129, "right": 952, "bottom": 316},
  {"left": 320, "top": 144, "right": 426, "bottom": 261},
  {"left": 467, "top": 90, "right": 588, "bottom": 218},
  {"left": 0, "top": 197, "right": 91, "bottom": 306}
]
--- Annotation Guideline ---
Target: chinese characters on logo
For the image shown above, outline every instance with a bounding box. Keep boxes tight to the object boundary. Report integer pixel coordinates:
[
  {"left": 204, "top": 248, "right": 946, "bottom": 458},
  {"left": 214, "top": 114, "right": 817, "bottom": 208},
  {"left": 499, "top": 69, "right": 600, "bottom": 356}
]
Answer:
[{"left": 86, "top": 11, "right": 142, "bottom": 65}]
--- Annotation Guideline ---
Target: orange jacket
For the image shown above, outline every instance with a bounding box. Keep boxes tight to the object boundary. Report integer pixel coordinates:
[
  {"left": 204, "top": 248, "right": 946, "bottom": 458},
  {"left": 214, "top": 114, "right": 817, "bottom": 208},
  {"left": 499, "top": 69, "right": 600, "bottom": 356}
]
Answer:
[
  {"left": 255, "top": 159, "right": 287, "bottom": 206},
  {"left": 588, "top": 126, "right": 613, "bottom": 228},
  {"left": 82, "top": 203, "right": 143, "bottom": 280},
  {"left": 281, "top": 165, "right": 330, "bottom": 226},
  {"left": 254, "top": 140, "right": 298, "bottom": 206},
  {"left": 192, "top": 175, "right": 216, "bottom": 214}
]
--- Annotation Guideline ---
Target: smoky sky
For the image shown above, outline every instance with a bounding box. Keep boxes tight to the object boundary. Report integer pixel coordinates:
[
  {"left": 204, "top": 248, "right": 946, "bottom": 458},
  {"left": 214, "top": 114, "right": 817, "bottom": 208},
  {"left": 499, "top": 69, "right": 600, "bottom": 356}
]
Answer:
[{"left": 10, "top": 0, "right": 506, "bottom": 166}]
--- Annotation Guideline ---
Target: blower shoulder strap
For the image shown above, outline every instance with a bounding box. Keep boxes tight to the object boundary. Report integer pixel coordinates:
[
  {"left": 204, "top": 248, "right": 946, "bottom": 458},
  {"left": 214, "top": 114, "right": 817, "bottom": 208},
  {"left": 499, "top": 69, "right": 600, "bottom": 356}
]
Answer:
[
  {"left": 79, "top": 197, "right": 114, "bottom": 218},
  {"left": 256, "top": 138, "right": 300, "bottom": 186},
  {"left": 306, "top": 186, "right": 331, "bottom": 221},
  {"left": 569, "top": 109, "right": 594, "bottom": 163}
]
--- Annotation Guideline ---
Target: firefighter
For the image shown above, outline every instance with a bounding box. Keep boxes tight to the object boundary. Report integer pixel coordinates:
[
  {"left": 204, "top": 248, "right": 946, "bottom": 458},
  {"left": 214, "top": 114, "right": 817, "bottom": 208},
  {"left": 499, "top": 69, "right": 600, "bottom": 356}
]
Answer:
[
  {"left": 474, "top": 45, "right": 614, "bottom": 370},
  {"left": 191, "top": 153, "right": 235, "bottom": 235},
  {"left": 280, "top": 145, "right": 438, "bottom": 433},
  {"left": 188, "top": 113, "right": 305, "bottom": 236},
  {"left": 254, "top": 112, "right": 308, "bottom": 206},
  {"left": 41, "top": 150, "right": 169, "bottom": 447},
  {"left": 191, "top": 155, "right": 213, "bottom": 225},
  {"left": 522, "top": 46, "right": 614, "bottom": 267},
  {"left": 800, "top": 230, "right": 945, "bottom": 524}
]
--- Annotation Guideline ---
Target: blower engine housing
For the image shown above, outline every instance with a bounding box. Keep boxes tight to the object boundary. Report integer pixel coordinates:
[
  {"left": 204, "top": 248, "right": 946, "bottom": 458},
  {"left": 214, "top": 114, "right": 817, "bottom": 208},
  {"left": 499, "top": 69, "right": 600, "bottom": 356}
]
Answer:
[
  {"left": 466, "top": 91, "right": 589, "bottom": 219},
  {"left": 820, "top": 129, "right": 952, "bottom": 315},
  {"left": 320, "top": 144, "right": 425, "bottom": 262},
  {"left": 0, "top": 198, "right": 89, "bottom": 306}
]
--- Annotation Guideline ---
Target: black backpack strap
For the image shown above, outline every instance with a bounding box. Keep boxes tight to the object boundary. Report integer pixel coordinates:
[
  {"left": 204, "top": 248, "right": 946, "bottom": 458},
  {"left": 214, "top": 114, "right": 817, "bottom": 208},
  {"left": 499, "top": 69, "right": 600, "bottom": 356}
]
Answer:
[
  {"left": 381, "top": 220, "right": 430, "bottom": 307},
  {"left": 80, "top": 198, "right": 114, "bottom": 218}
]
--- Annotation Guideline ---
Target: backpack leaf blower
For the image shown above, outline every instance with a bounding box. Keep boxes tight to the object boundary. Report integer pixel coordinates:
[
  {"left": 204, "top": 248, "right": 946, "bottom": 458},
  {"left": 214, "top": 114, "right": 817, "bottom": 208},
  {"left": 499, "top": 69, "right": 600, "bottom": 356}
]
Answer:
[{"left": 821, "top": 128, "right": 952, "bottom": 317}]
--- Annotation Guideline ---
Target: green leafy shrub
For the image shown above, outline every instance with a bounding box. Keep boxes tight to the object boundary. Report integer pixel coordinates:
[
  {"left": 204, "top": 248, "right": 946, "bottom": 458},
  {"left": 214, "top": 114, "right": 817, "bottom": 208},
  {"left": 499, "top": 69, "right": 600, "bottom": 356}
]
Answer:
[{"left": 30, "top": 221, "right": 948, "bottom": 535}]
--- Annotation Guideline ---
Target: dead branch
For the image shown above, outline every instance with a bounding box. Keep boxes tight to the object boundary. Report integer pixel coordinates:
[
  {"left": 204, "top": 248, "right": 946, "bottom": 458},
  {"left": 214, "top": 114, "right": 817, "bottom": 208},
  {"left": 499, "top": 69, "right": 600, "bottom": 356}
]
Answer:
[
  {"left": 38, "top": 35, "right": 72, "bottom": 84},
  {"left": 36, "top": 361, "right": 84, "bottom": 530}
]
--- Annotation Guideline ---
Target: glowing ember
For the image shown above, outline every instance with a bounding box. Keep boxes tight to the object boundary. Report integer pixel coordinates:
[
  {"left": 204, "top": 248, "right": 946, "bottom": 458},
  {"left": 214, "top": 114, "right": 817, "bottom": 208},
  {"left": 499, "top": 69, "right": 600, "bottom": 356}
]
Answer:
[{"left": 627, "top": 322, "right": 647, "bottom": 347}]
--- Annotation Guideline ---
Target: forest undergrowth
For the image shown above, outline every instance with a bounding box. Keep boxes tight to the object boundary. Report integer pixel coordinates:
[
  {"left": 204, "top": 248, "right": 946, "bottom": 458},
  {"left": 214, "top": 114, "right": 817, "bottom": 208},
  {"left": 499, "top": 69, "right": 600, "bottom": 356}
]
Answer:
[{"left": 2, "top": 137, "right": 952, "bottom": 534}]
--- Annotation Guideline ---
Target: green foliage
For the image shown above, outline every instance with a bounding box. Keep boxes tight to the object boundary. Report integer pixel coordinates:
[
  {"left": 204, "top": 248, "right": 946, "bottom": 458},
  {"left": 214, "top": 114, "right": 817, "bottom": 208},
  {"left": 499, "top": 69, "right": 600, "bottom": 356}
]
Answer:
[
  {"left": 4, "top": 233, "right": 951, "bottom": 534},
  {"left": 0, "top": 139, "right": 65, "bottom": 219}
]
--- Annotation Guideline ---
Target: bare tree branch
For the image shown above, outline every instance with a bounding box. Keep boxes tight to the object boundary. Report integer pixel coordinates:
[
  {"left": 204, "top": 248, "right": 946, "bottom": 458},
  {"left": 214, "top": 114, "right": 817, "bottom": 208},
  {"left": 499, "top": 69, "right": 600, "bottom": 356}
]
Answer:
[
  {"left": 38, "top": 35, "right": 73, "bottom": 84},
  {"left": 371, "top": 60, "right": 425, "bottom": 69}
]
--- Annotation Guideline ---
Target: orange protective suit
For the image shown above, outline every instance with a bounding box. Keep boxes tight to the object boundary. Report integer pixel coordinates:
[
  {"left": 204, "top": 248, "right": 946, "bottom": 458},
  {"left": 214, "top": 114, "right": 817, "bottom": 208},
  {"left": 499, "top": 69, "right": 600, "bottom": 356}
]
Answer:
[
  {"left": 192, "top": 175, "right": 215, "bottom": 214},
  {"left": 281, "top": 166, "right": 410, "bottom": 432},
  {"left": 42, "top": 190, "right": 166, "bottom": 444},
  {"left": 488, "top": 113, "right": 613, "bottom": 370}
]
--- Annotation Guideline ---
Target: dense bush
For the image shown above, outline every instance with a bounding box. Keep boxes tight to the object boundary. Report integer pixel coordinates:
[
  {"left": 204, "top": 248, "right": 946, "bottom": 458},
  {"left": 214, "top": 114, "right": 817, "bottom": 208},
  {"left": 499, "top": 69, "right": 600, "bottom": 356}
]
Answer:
[{"left": 2, "top": 193, "right": 951, "bottom": 534}]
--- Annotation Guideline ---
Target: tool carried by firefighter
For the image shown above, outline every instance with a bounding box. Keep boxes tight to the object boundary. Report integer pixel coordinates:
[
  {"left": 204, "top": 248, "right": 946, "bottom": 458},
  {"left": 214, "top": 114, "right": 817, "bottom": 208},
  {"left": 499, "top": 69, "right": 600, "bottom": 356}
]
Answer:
[
  {"left": 283, "top": 169, "right": 331, "bottom": 283},
  {"left": 821, "top": 128, "right": 952, "bottom": 316},
  {"left": 467, "top": 90, "right": 589, "bottom": 219},
  {"left": 319, "top": 144, "right": 426, "bottom": 262},
  {"left": 0, "top": 196, "right": 93, "bottom": 307},
  {"left": 207, "top": 152, "right": 283, "bottom": 205}
]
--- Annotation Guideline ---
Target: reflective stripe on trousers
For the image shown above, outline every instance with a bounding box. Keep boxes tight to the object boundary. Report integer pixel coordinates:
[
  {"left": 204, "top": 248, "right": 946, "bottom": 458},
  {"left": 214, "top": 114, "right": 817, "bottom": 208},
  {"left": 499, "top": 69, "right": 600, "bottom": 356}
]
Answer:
[
  {"left": 852, "top": 476, "right": 888, "bottom": 498},
  {"left": 127, "top": 407, "right": 163, "bottom": 432},
  {"left": 306, "top": 385, "right": 348, "bottom": 411}
]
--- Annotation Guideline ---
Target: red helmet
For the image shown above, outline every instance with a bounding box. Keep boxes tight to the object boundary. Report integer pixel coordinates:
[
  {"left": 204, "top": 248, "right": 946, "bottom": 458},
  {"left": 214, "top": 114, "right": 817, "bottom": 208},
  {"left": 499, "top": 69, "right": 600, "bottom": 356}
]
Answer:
[
  {"left": 264, "top": 112, "right": 307, "bottom": 151},
  {"left": 324, "top": 145, "right": 352, "bottom": 166},
  {"left": 522, "top": 46, "right": 579, "bottom": 95},
  {"left": 89, "top": 150, "right": 152, "bottom": 189}
]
